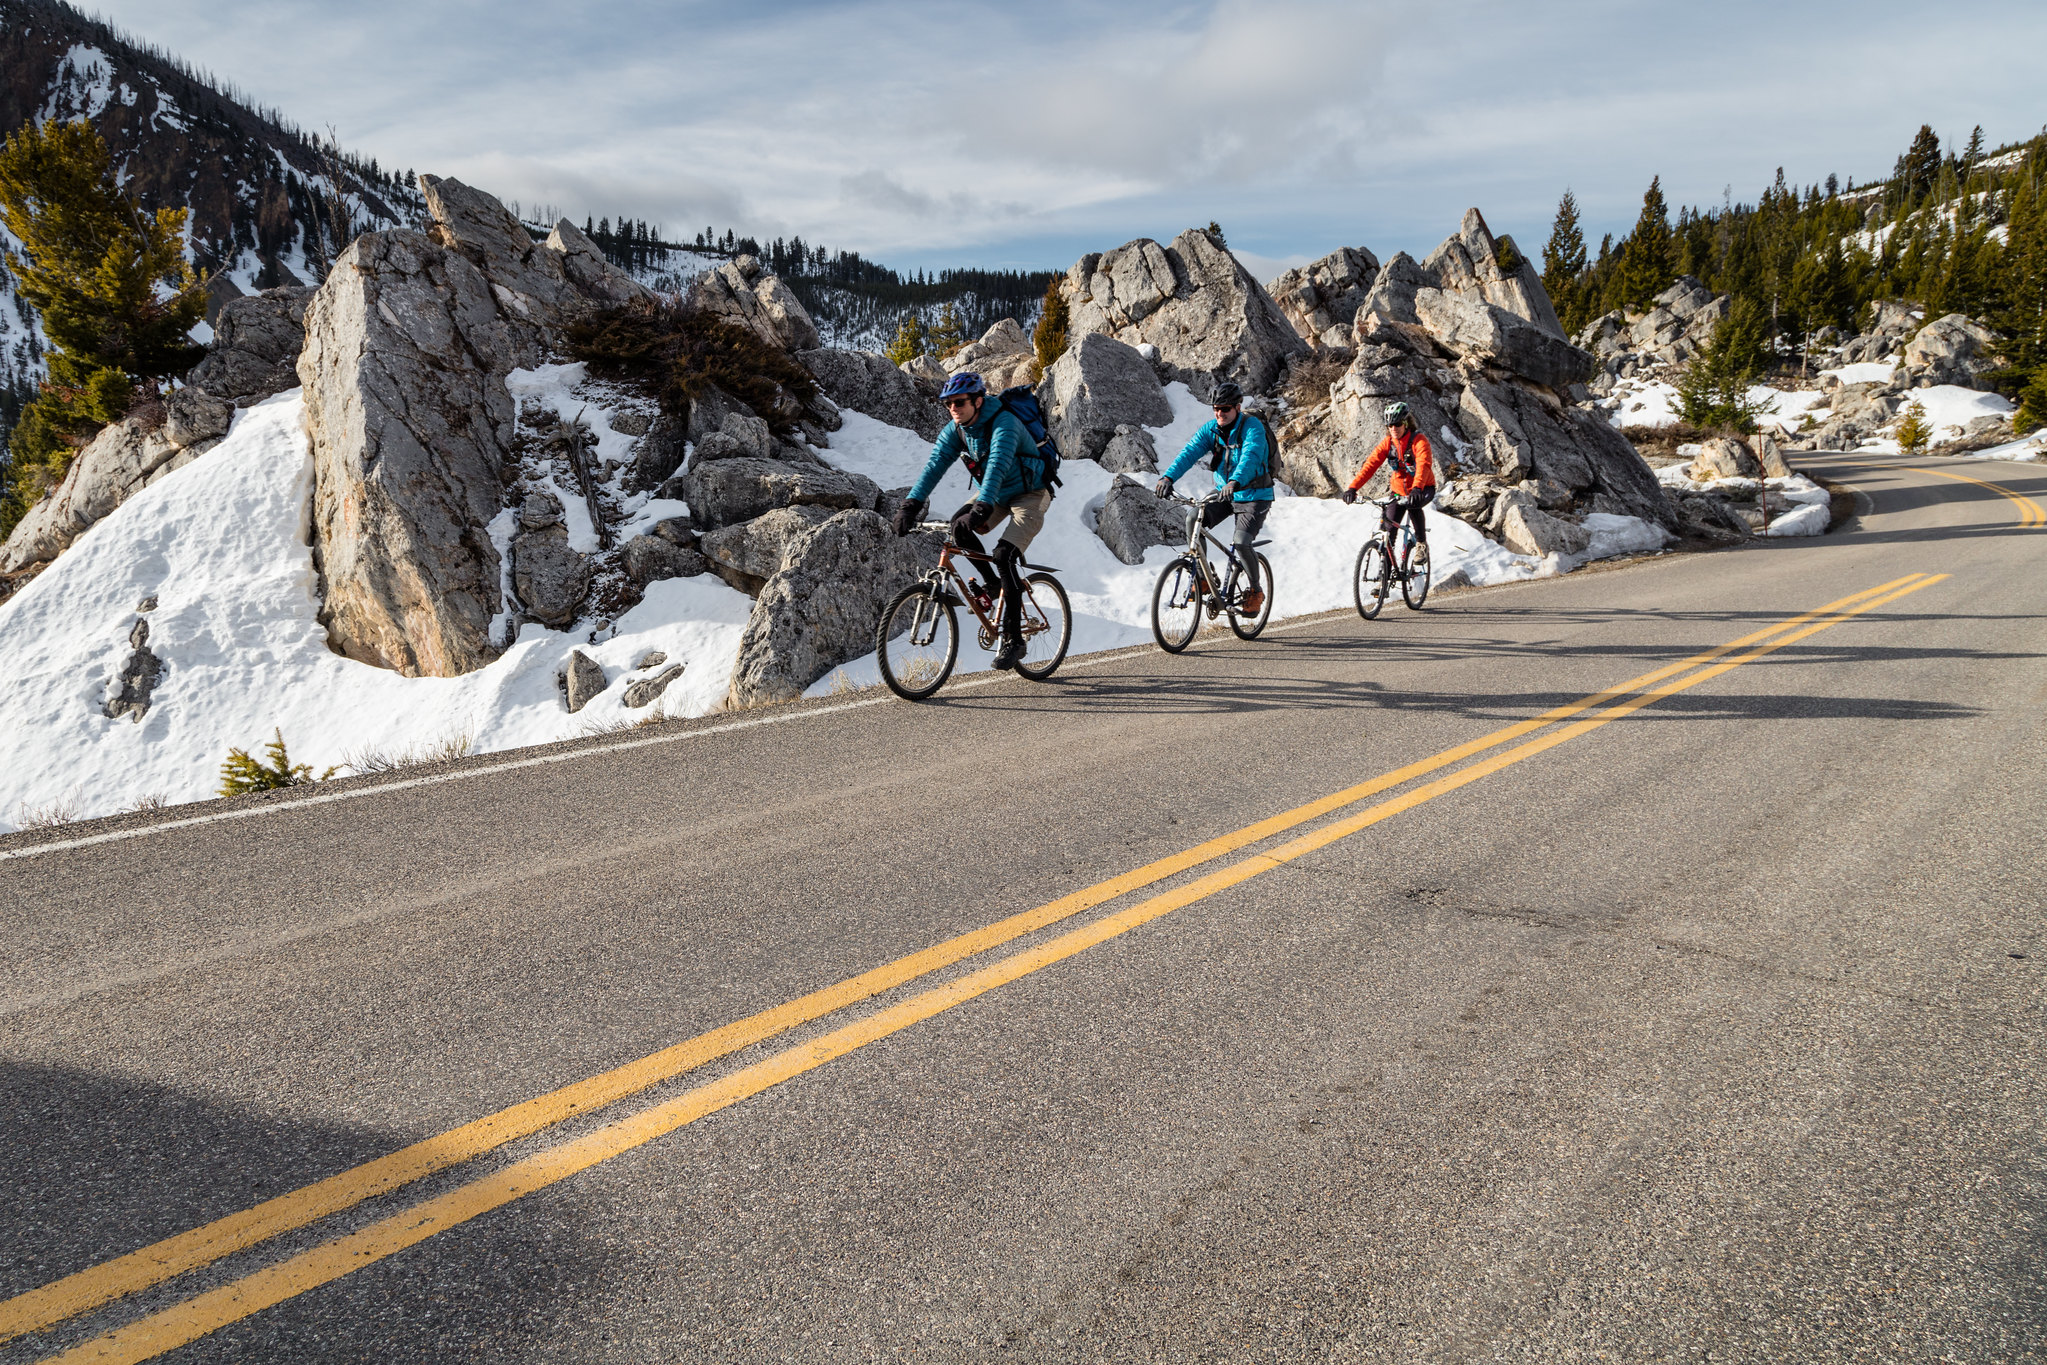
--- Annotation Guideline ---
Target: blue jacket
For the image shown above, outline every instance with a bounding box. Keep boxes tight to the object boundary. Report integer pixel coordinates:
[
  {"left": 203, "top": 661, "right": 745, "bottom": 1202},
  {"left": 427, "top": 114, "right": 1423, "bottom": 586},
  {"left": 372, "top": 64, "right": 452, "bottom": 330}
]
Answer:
[
  {"left": 907, "top": 401, "right": 1046, "bottom": 507},
  {"left": 1162, "top": 414, "right": 1275, "bottom": 501}
]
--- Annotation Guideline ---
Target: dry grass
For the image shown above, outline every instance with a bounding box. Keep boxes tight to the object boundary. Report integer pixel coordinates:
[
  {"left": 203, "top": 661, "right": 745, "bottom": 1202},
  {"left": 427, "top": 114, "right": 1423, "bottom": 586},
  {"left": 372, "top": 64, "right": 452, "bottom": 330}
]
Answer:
[
  {"left": 1284, "top": 352, "right": 1351, "bottom": 411},
  {"left": 15, "top": 798, "right": 79, "bottom": 830},
  {"left": 577, "top": 714, "right": 637, "bottom": 738},
  {"left": 126, "top": 793, "right": 171, "bottom": 814},
  {"left": 341, "top": 727, "right": 475, "bottom": 776}
]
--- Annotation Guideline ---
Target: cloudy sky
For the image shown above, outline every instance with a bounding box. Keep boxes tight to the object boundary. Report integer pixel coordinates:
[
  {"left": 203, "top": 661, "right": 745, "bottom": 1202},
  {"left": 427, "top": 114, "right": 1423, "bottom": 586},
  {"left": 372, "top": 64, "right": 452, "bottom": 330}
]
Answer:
[{"left": 92, "top": 0, "right": 2047, "bottom": 280}]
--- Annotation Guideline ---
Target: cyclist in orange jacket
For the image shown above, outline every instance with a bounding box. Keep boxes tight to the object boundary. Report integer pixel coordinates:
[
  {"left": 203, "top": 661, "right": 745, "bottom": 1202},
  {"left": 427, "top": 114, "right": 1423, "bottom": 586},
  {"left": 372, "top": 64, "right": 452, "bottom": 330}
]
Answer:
[{"left": 1342, "top": 401, "right": 1435, "bottom": 551}]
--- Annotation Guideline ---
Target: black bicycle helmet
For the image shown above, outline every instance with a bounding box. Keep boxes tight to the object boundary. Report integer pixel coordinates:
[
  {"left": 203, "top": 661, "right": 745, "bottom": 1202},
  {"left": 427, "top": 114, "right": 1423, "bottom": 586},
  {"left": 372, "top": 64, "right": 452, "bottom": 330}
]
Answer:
[{"left": 1210, "top": 381, "right": 1244, "bottom": 408}]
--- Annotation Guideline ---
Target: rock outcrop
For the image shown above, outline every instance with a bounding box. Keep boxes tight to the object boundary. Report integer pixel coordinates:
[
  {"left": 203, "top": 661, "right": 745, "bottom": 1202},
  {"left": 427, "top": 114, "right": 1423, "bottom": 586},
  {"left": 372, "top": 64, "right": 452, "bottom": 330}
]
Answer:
[
  {"left": 725, "top": 510, "right": 942, "bottom": 706},
  {"left": 942, "top": 318, "right": 1040, "bottom": 391},
  {"left": 1270, "top": 247, "right": 1379, "bottom": 347},
  {"left": 687, "top": 254, "right": 821, "bottom": 352},
  {"left": 183, "top": 286, "right": 316, "bottom": 404},
  {"left": 1903, "top": 313, "right": 1999, "bottom": 388},
  {"left": 1095, "top": 476, "right": 1188, "bottom": 564},
  {"left": 297, "top": 176, "right": 654, "bottom": 676},
  {"left": 677, "top": 458, "right": 881, "bottom": 532},
  {"left": 1059, "top": 229, "right": 1307, "bottom": 393},
  {"left": 1420, "top": 209, "right": 1565, "bottom": 339},
  {"left": 799, "top": 348, "right": 946, "bottom": 440},
  {"left": 1043, "top": 332, "right": 1173, "bottom": 463}
]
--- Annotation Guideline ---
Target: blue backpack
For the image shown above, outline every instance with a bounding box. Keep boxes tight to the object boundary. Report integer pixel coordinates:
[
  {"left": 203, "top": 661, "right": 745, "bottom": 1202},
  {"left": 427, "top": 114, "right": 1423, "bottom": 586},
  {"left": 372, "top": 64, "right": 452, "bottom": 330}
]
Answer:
[{"left": 992, "top": 386, "right": 1063, "bottom": 491}]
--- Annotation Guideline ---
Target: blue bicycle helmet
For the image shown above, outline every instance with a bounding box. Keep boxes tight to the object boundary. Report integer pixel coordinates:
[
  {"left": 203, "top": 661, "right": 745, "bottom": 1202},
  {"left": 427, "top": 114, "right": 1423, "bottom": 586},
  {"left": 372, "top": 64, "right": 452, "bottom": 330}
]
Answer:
[{"left": 938, "top": 371, "right": 987, "bottom": 401}]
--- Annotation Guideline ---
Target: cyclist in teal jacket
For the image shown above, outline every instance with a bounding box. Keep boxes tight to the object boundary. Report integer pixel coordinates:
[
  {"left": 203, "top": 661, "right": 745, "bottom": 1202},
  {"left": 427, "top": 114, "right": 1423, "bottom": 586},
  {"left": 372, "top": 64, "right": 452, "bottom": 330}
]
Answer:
[
  {"left": 892, "top": 371, "right": 1054, "bottom": 670},
  {"left": 1154, "top": 381, "right": 1273, "bottom": 616}
]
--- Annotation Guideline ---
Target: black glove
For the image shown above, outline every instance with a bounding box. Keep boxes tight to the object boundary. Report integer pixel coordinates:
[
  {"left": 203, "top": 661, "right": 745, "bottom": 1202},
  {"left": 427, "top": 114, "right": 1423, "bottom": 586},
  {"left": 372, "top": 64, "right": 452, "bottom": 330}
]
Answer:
[
  {"left": 1340, "top": 487, "right": 1357, "bottom": 505},
  {"left": 1220, "top": 480, "right": 1239, "bottom": 500},
  {"left": 1154, "top": 477, "right": 1173, "bottom": 499},
  {"left": 949, "top": 502, "right": 994, "bottom": 538},
  {"left": 892, "top": 498, "right": 924, "bottom": 537}
]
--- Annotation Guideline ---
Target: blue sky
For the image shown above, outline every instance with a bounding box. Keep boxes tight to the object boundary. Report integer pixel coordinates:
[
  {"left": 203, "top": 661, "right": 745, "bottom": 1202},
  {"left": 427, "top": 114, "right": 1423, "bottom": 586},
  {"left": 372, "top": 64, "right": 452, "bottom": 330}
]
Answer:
[{"left": 93, "top": 0, "right": 2047, "bottom": 281}]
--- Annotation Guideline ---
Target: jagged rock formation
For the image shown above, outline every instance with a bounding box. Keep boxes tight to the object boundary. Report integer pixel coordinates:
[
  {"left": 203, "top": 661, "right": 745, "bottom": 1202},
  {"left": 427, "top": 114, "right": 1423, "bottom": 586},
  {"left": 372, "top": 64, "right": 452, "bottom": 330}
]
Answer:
[
  {"left": 1903, "top": 314, "right": 2000, "bottom": 387},
  {"left": 1043, "top": 332, "right": 1173, "bottom": 463},
  {"left": 939, "top": 318, "right": 1040, "bottom": 391},
  {"left": 297, "top": 175, "right": 652, "bottom": 677},
  {"left": 101, "top": 614, "right": 162, "bottom": 722},
  {"left": 0, "top": 284, "right": 310, "bottom": 596},
  {"left": 688, "top": 255, "right": 821, "bottom": 352},
  {"left": 800, "top": 348, "right": 946, "bottom": 440},
  {"left": 1270, "top": 248, "right": 1380, "bottom": 348},
  {"left": 1058, "top": 229, "right": 1308, "bottom": 394},
  {"left": 1095, "top": 476, "right": 1188, "bottom": 565}
]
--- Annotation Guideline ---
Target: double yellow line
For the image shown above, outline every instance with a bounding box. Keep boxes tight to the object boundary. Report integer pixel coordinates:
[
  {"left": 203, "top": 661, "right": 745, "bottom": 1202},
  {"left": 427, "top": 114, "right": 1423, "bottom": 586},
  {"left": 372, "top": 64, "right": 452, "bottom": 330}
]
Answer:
[
  {"left": 1832, "top": 459, "right": 2045, "bottom": 528},
  {"left": 8, "top": 572, "right": 1948, "bottom": 1364}
]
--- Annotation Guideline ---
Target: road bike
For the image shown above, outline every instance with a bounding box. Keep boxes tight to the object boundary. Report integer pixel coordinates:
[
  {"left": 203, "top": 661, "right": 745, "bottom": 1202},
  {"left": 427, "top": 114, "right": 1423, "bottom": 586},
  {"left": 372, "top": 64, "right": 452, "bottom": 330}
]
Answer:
[
  {"left": 874, "top": 525, "right": 1071, "bottom": 700},
  {"left": 1353, "top": 497, "right": 1431, "bottom": 619},
  {"left": 1150, "top": 492, "right": 1275, "bottom": 653}
]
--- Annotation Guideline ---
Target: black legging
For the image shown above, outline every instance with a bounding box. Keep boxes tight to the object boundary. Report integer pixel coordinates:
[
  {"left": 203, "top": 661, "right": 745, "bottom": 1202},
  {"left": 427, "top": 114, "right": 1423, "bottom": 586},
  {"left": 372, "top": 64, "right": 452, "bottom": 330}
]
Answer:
[
  {"left": 950, "top": 505, "right": 1025, "bottom": 638},
  {"left": 1201, "top": 499, "right": 1269, "bottom": 595},
  {"left": 1381, "top": 491, "right": 1429, "bottom": 547}
]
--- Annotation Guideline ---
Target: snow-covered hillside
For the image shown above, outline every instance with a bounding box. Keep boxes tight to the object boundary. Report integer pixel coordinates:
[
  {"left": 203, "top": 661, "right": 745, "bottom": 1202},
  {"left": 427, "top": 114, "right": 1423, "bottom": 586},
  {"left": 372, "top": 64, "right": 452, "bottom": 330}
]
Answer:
[{"left": 0, "top": 380, "right": 1673, "bottom": 833}]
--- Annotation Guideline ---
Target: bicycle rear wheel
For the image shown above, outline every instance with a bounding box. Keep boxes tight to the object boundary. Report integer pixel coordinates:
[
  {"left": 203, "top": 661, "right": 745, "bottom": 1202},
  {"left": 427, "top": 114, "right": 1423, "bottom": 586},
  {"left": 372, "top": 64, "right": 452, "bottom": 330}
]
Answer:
[
  {"left": 1151, "top": 557, "right": 1203, "bottom": 653},
  {"left": 1228, "top": 552, "right": 1274, "bottom": 639},
  {"left": 876, "top": 582, "right": 959, "bottom": 700},
  {"left": 1401, "top": 542, "right": 1432, "bottom": 610},
  {"left": 1014, "top": 573, "right": 1071, "bottom": 680},
  {"left": 1354, "top": 539, "right": 1389, "bottom": 620}
]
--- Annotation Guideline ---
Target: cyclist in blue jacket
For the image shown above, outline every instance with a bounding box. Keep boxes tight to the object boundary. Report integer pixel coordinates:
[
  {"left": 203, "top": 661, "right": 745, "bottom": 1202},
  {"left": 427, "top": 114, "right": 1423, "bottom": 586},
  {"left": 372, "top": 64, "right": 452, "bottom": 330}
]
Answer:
[
  {"left": 1154, "top": 381, "right": 1273, "bottom": 616},
  {"left": 892, "top": 371, "right": 1054, "bottom": 670}
]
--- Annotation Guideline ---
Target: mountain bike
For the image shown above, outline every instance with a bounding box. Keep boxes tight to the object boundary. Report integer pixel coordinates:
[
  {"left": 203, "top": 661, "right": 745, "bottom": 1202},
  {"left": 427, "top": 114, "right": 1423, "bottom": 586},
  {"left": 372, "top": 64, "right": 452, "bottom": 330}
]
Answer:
[
  {"left": 1150, "top": 492, "right": 1275, "bottom": 653},
  {"left": 1353, "top": 497, "right": 1431, "bottom": 619},
  {"left": 874, "top": 526, "right": 1071, "bottom": 700}
]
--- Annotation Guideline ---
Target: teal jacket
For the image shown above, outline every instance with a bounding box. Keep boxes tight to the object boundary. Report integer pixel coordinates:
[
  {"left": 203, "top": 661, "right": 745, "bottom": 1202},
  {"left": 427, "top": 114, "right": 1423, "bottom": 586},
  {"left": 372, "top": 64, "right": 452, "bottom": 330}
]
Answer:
[
  {"left": 908, "top": 401, "right": 1046, "bottom": 507},
  {"left": 1162, "top": 414, "right": 1275, "bottom": 501}
]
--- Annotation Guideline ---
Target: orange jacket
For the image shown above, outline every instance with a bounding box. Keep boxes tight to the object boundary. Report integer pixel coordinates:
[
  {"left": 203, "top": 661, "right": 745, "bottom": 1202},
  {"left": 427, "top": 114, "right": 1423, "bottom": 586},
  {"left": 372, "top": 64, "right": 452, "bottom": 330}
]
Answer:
[{"left": 1348, "top": 428, "right": 1435, "bottom": 497}]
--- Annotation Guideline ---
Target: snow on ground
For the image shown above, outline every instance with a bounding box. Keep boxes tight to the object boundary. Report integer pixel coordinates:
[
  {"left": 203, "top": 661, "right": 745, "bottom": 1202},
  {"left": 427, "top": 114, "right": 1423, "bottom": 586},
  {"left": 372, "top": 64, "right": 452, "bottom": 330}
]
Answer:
[
  {"left": 0, "top": 392, "right": 758, "bottom": 832},
  {"left": 1942, "top": 431, "right": 2047, "bottom": 463},
  {"left": 0, "top": 383, "right": 1678, "bottom": 831},
  {"left": 1656, "top": 464, "right": 1832, "bottom": 537},
  {"left": 1604, "top": 376, "right": 1824, "bottom": 434},
  {"left": 1821, "top": 360, "right": 1903, "bottom": 386},
  {"left": 1879, "top": 385, "right": 2015, "bottom": 443}
]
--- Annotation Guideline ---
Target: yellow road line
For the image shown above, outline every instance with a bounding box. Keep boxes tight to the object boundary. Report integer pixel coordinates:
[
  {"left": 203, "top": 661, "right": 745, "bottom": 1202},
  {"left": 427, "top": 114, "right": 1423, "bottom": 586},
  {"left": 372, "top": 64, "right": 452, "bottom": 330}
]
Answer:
[
  {"left": 39, "top": 572, "right": 1950, "bottom": 1365},
  {"left": 0, "top": 575, "right": 1926, "bottom": 1347},
  {"left": 1830, "top": 459, "right": 2045, "bottom": 527}
]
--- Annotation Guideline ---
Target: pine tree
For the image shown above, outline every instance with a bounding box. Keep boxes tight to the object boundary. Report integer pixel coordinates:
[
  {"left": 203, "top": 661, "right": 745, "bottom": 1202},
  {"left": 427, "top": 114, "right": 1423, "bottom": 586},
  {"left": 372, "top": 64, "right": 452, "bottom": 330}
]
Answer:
[
  {"left": 884, "top": 312, "right": 928, "bottom": 365},
  {"left": 930, "top": 302, "right": 966, "bottom": 359},
  {"left": 1676, "top": 296, "right": 1773, "bottom": 431},
  {"left": 0, "top": 119, "right": 205, "bottom": 536},
  {"left": 1895, "top": 124, "right": 1943, "bottom": 206},
  {"left": 1893, "top": 401, "right": 1932, "bottom": 454},
  {"left": 1033, "top": 277, "right": 1070, "bottom": 369},
  {"left": 1542, "top": 189, "right": 1587, "bottom": 332},
  {"left": 218, "top": 728, "right": 334, "bottom": 796},
  {"left": 1619, "top": 176, "right": 1675, "bottom": 308}
]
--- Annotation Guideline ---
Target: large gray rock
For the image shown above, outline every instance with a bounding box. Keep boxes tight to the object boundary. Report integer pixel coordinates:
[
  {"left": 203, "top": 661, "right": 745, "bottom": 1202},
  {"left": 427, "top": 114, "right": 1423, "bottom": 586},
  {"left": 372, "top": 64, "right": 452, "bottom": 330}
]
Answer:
[
  {"left": 0, "top": 416, "right": 198, "bottom": 578},
  {"left": 1496, "top": 499, "right": 1590, "bottom": 558},
  {"left": 1689, "top": 437, "right": 1763, "bottom": 481},
  {"left": 622, "top": 663, "right": 684, "bottom": 709},
  {"left": 1420, "top": 208, "right": 1567, "bottom": 340},
  {"left": 563, "top": 649, "right": 606, "bottom": 712},
  {"left": 511, "top": 522, "right": 590, "bottom": 626},
  {"left": 1414, "top": 288, "right": 1594, "bottom": 390},
  {"left": 102, "top": 616, "right": 163, "bottom": 723},
  {"left": 625, "top": 410, "right": 688, "bottom": 491},
  {"left": 163, "top": 387, "right": 234, "bottom": 447},
  {"left": 545, "top": 218, "right": 655, "bottom": 309},
  {"left": 1097, "top": 424, "right": 1160, "bottom": 474},
  {"left": 1044, "top": 332, "right": 1173, "bottom": 462},
  {"left": 677, "top": 458, "right": 880, "bottom": 532},
  {"left": 1061, "top": 229, "right": 1308, "bottom": 393},
  {"left": 1269, "top": 247, "right": 1380, "bottom": 344},
  {"left": 183, "top": 285, "right": 315, "bottom": 405},
  {"left": 299, "top": 228, "right": 526, "bottom": 676},
  {"left": 623, "top": 532, "right": 708, "bottom": 585},
  {"left": 1096, "top": 475, "right": 1189, "bottom": 564},
  {"left": 944, "top": 318, "right": 1039, "bottom": 391},
  {"left": 1903, "top": 313, "right": 1998, "bottom": 388},
  {"left": 687, "top": 254, "right": 820, "bottom": 351},
  {"left": 800, "top": 348, "right": 947, "bottom": 441},
  {"left": 697, "top": 504, "right": 837, "bottom": 594},
  {"left": 1354, "top": 252, "right": 1438, "bottom": 333},
  {"left": 726, "top": 509, "right": 944, "bottom": 706}
]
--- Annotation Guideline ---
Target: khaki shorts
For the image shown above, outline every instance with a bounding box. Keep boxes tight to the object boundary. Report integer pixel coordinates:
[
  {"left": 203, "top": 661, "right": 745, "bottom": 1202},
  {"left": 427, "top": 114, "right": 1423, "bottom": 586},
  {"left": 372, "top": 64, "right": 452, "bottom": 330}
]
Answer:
[{"left": 994, "top": 488, "right": 1052, "bottom": 553}]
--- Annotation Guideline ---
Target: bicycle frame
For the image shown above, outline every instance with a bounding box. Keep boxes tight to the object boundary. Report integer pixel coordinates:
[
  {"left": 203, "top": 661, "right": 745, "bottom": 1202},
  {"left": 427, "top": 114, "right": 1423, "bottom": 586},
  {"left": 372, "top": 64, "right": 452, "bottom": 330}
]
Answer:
[
  {"left": 909, "top": 527, "right": 1052, "bottom": 644},
  {"left": 1167, "top": 495, "right": 1254, "bottom": 602}
]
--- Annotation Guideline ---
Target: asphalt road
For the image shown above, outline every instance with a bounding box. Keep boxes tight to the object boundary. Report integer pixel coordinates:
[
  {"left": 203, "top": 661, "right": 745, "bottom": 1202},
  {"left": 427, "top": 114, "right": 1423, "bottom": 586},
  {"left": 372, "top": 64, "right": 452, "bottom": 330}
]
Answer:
[{"left": 3, "top": 453, "right": 2043, "bottom": 1364}]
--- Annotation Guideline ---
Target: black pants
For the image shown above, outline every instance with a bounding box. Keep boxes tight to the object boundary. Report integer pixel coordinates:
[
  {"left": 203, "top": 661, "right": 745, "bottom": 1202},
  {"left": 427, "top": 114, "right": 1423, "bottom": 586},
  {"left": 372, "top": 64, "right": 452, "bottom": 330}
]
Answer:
[
  {"left": 950, "top": 505, "right": 1025, "bottom": 639},
  {"left": 1381, "top": 491, "right": 1429, "bottom": 547},
  {"left": 1201, "top": 498, "right": 1269, "bottom": 595}
]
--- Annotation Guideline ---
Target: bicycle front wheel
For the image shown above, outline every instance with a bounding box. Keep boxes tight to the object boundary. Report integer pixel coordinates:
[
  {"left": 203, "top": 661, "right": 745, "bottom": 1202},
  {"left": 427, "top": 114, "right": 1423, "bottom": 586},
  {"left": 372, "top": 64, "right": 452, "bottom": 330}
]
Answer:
[
  {"left": 876, "top": 582, "right": 959, "bottom": 700},
  {"left": 1354, "top": 539, "right": 1389, "bottom": 620},
  {"left": 1014, "top": 573, "right": 1071, "bottom": 680},
  {"left": 1401, "top": 542, "right": 1432, "bottom": 610},
  {"left": 1151, "top": 557, "right": 1203, "bottom": 653},
  {"left": 1228, "top": 552, "right": 1274, "bottom": 640}
]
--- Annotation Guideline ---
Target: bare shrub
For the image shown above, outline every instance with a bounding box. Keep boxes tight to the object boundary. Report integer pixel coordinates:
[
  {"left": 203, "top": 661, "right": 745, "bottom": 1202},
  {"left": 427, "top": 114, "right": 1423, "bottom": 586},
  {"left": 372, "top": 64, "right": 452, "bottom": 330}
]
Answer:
[
  {"left": 342, "top": 728, "right": 475, "bottom": 776},
  {"left": 15, "top": 798, "right": 79, "bottom": 830}
]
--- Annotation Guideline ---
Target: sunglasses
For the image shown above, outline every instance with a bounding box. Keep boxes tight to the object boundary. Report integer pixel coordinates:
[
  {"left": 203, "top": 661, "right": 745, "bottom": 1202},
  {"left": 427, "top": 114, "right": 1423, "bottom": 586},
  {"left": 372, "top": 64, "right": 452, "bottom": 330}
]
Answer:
[
  {"left": 944, "top": 397, "right": 979, "bottom": 410},
  {"left": 1212, "top": 404, "right": 1240, "bottom": 414}
]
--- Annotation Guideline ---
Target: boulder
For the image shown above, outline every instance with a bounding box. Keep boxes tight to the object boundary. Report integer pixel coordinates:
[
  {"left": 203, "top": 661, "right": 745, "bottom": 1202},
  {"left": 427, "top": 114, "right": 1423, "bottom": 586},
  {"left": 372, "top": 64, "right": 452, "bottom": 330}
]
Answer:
[
  {"left": 1354, "top": 252, "right": 1437, "bottom": 332},
  {"left": 163, "top": 386, "right": 234, "bottom": 447},
  {"left": 687, "top": 254, "right": 820, "bottom": 352},
  {"left": 1750, "top": 430, "right": 1792, "bottom": 479},
  {"left": 563, "top": 649, "right": 607, "bottom": 712},
  {"left": 800, "top": 347, "right": 947, "bottom": 440},
  {"left": 944, "top": 318, "right": 1039, "bottom": 391},
  {"left": 622, "top": 663, "right": 685, "bottom": 709},
  {"left": 625, "top": 411, "right": 687, "bottom": 491},
  {"left": 1043, "top": 332, "right": 1173, "bottom": 462},
  {"left": 102, "top": 616, "right": 163, "bottom": 723},
  {"left": 1496, "top": 499, "right": 1591, "bottom": 558},
  {"left": 544, "top": 219, "right": 654, "bottom": 309},
  {"left": 1269, "top": 247, "right": 1380, "bottom": 343},
  {"left": 1689, "top": 437, "right": 1762, "bottom": 481},
  {"left": 182, "top": 285, "right": 315, "bottom": 405},
  {"left": 511, "top": 522, "right": 590, "bottom": 627},
  {"left": 677, "top": 458, "right": 880, "bottom": 532},
  {"left": 623, "top": 533, "right": 709, "bottom": 585},
  {"left": 1095, "top": 475, "right": 1189, "bottom": 564},
  {"left": 726, "top": 509, "right": 944, "bottom": 706},
  {"left": 689, "top": 410, "right": 776, "bottom": 464},
  {"left": 1060, "top": 229, "right": 1308, "bottom": 392},
  {"left": 697, "top": 504, "right": 837, "bottom": 594},
  {"left": 1903, "top": 313, "right": 1998, "bottom": 387},
  {"left": 0, "top": 416, "right": 198, "bottom": 578},
  {"left": 1675, "top": 494, "right": 1750, "bottom": 541},
  {"left": 1421, "top": 208, "right": 1567, "bottom": 339},
  {"left": 1097, "top": 424, "right": 1160, "bottom": 474},
  {"left": 1413, "top": 288, "right": 1594, "bottom": 389}
]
